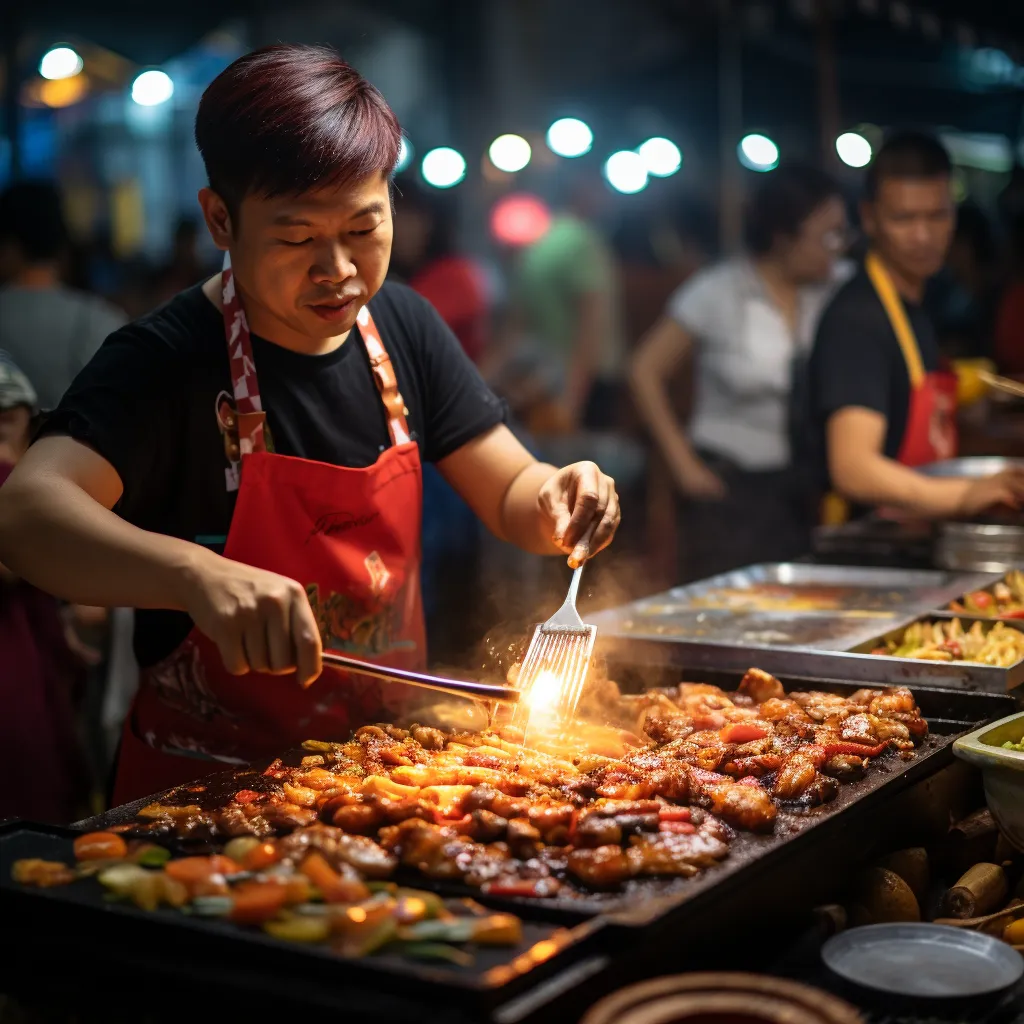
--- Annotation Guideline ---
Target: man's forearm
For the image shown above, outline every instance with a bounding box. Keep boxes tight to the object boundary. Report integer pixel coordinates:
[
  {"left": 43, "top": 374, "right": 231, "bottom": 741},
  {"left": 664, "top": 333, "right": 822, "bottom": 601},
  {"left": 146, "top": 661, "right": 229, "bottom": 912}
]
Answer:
[
  {"left": 0, "top": 472, "right": 207, "bottom": 608},
  {"left": 499, "top": 461, "right": 561, "bottom": 554},
  {"left": 832, "top": 451, "right": 971, "bottom": 518}
]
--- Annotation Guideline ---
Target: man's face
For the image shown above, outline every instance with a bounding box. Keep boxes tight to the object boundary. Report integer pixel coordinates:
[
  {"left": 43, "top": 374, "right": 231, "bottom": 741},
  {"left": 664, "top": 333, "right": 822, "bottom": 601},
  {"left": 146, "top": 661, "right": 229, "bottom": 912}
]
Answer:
[
  {"left": 861, "top": 177, "right": 955, "bottom": 284},
  {"left": 200, "top": 173, "right": 393, "bottom": 341}
]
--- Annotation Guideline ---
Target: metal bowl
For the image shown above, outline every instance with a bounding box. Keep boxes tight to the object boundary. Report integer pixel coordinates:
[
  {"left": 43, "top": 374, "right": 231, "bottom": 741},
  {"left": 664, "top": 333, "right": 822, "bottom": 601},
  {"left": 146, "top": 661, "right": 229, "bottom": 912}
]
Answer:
[{"left": 937, "top": 522, "right": 1024, "bottom": 573}]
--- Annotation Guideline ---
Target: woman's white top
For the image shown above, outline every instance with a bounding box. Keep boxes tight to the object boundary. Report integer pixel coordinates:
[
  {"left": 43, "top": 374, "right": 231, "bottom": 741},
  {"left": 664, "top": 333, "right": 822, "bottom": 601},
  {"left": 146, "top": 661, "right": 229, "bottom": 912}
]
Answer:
[{"left": 667, "top": 257, "right": 851, "bottom": 471}]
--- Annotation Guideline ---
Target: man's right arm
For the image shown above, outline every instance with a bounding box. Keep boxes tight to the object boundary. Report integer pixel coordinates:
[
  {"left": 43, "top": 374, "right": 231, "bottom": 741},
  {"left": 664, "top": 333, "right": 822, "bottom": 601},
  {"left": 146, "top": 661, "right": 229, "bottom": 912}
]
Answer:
[
  {"left": 827, "top": 407, "right": 1024, "bottom": 518},
  {"left": 0, "top": 437, "right": 322, "bottom": 684}
]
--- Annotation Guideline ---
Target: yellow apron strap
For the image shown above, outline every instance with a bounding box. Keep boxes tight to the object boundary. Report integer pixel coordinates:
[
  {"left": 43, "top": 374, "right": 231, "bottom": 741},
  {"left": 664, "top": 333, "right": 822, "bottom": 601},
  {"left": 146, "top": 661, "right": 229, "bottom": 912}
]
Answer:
[
  {"left": 864, "top": 251, "right": 925, "bottom": 389},
  {"left": 820, "top": 254, "right": 925, "bottom": 528}
]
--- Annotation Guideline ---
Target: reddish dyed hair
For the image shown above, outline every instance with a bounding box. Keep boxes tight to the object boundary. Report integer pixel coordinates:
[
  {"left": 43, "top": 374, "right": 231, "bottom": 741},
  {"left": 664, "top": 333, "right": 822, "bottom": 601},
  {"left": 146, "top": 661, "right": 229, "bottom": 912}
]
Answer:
[{"left": 195, "top": 44, "right": 401, "bottom": 215}]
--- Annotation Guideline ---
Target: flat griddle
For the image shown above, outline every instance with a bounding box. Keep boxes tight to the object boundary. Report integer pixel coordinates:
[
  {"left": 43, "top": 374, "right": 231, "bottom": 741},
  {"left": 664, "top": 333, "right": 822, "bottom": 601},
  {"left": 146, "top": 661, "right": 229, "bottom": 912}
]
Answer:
[{"left": 1, "top": 675, "right": 1013, "bottom": 1021}]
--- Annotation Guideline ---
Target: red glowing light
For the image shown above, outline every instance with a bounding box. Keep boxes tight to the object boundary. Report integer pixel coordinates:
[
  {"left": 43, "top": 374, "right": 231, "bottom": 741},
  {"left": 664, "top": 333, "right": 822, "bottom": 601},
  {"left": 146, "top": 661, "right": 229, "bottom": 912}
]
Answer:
[{"left": 490, "top": 193, "right": 551, "bottom": 247}]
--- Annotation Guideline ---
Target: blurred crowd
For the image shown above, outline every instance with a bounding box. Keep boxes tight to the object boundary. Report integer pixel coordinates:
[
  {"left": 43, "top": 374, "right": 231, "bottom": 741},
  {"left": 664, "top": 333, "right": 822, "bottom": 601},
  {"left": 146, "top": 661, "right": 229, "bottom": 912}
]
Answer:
[{"left": 6, "top": 131, "right": 1024, "bottom": 821}]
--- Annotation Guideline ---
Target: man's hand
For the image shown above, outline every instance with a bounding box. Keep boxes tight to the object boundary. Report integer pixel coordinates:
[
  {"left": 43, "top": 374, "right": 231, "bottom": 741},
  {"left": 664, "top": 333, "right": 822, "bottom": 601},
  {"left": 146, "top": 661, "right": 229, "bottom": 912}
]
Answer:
[
  {"left": 957, "top": 469, "right": 1024, "bottom": 518},
  {"left": 179, "top": 553, "right": 323, "bottom": 687},
  {"left": 537, "top": 461, "right": 620, "bottom": 567}
]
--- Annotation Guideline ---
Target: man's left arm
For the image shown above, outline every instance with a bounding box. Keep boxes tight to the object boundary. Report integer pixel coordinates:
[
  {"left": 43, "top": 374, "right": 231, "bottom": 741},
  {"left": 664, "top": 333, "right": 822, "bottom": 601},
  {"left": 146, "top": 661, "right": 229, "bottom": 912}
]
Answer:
[{"left": 437, "top": 425, "right": 619, "bottom": 566}]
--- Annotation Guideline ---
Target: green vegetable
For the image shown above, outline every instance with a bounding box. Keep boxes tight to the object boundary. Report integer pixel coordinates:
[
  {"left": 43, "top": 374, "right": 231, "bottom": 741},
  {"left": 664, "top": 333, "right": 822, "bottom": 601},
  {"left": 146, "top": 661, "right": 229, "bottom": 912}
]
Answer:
[
  {"left": 366, "top": 881, "right": 398, "bottom": 894},
  {"left": 301, "top": 740, "right": 336, "bottom": 752},
  {"left": 135, "top": 845, "right": 171, "bottom": 868},
  {"left": 395, "top": 941, "right": 473, "bottom": 966},
  {"left": 1001, "top": 739, "right": 1024, "bottom": 752},
  {"left": 97, "top": 863, "right": 149, "bottom": 896},
  {"left": 190, "top": 896, "right": 234, "bottom": 917},
  {"left": 396, "top": 918, "right": 475, "bottom": 943}
]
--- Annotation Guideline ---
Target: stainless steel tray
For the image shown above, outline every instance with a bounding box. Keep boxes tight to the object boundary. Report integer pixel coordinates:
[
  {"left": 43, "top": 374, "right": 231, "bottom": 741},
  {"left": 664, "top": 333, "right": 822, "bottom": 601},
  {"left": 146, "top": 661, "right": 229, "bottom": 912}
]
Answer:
[
  {"left": 596, "top": 628, "right": 1024, "bottom": 694},
  {"left": 588, "top": 564, "right": 998, "bottom": 652},
  {"left": 919, "top": 457, "right": 1024, "bottom": 478}
]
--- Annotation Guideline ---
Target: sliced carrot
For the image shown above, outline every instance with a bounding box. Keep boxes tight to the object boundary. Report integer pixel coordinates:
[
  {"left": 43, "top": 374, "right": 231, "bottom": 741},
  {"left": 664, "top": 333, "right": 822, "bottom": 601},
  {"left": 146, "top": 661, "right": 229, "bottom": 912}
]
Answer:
[
  {"left": 164, "top": 854, "right": 240, "bottom": 885},
  {"left": 300, "top": 851, "right": 369, "bottom": 903},
  {"left": 73, "top": 832, "right": 128, "bottom": 862},
  {"left": 229, "top": 881, "right": 289, "bottom": 924},
  {"left": 241, "top": 842, "right": 281, "bottom": 871}
]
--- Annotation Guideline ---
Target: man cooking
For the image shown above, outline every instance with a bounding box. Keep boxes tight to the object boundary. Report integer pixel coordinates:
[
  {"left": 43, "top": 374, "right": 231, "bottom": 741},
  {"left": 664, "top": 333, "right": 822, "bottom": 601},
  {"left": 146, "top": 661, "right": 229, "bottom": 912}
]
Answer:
[
  {"left": 0, "top": 45, "right": 620, "bottom": 805},
  {"left": 809, "top": 130, "right": 1024, "bottom": 517}
]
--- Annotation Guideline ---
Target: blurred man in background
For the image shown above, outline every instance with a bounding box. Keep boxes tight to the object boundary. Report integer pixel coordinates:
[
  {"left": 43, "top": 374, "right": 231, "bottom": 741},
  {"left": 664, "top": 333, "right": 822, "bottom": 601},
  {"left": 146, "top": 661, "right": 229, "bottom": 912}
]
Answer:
[
  {"left": 0, "top": 181, "right": 127, "bottom": 411},
  {"left": 810, "top": 131, "right": 1024, "bottom": 519},
  {"left": 510, "top": 170, "right": 626, "bottom": 433}
]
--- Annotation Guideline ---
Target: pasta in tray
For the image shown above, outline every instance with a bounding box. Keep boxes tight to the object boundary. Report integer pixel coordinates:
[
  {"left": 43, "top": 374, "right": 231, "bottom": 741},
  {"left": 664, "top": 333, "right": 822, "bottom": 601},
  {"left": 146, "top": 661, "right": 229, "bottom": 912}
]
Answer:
[{"left": 871, "top": 617, "right": 1024, "bottom": 667}]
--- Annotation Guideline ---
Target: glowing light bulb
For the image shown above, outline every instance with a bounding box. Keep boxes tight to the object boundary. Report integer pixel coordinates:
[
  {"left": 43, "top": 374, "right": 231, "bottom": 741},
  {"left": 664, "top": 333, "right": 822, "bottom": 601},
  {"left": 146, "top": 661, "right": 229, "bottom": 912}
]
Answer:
[
  {"left": 835, "top": 132, "right": 872, "bottom": 168},
  {"left": 132, "top": 70, "right": 174, "bottom": 106},
  {"left": 638, "top": 137, "right": 682, "bottom": 177},
  {"left": 738, "top": 133, "right": 779, "bottom": 172},
  {"left": 488, "top": 134, "right": 532, "bottom": 173},
  {"left": 421, "top": 147, "right": 466, "bottom": 189},
  {"left": 395, "top": 137, "right": 413, "bottom": 173},
  {"left": 39, "top": 47, "right": 83, "bottom": 81},
  {"left": 546, "top": 118, "right": 593, "bottom": 158},
  {"left": 604, "top": 150, "right": 648, "bottom": 194}
]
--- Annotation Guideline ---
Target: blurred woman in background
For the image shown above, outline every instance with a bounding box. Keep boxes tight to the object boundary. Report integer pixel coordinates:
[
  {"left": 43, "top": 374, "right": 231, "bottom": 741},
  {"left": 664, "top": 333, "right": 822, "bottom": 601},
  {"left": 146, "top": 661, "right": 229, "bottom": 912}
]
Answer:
[{"left": 630, "top": 164, "right": 849, "bottom": 581}]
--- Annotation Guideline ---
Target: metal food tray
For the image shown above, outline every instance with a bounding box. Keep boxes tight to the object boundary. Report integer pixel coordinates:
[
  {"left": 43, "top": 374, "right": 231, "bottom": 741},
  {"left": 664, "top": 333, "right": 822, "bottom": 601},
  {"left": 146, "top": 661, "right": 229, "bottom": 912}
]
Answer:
[
  {"left": 588, "top": 564, "right": 998, "bottom": 652},
  {"left": 939, "top": 570, "right": 1024, "bottom": 620}
]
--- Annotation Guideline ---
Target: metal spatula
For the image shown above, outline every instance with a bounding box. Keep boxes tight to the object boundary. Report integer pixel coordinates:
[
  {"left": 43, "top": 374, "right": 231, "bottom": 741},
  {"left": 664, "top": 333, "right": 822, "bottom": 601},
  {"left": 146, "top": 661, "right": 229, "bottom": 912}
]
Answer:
[
  {"left": 513, "top": 561, "right": 596, "bottom": 736},
  {"left": 321, "top": 651, "right": 520, "bottom": 705}
]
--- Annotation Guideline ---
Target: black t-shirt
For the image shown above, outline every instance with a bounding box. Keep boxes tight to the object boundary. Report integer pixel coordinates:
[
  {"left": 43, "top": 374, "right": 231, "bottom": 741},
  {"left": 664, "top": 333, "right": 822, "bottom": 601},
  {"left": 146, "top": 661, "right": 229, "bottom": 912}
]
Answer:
[
  {"left": 808, "top": 266, "right": 941, "bottom": 477},
  {"left": 41, "top": 280, "right": 505, "bottom": 667}
]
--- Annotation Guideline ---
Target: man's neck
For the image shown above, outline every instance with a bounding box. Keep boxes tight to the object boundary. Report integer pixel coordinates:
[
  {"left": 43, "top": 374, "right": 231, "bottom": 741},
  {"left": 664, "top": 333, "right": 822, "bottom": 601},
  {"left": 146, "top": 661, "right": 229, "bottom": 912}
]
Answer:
[
  {"left": 201, "top": 275, "right": 350, "bottom": 355},
  {"left": 874, "top": 251, "right": 925, "bottom": 304},
  {"left": 11, "top": 264, "right": 61, "bottom": 289}
]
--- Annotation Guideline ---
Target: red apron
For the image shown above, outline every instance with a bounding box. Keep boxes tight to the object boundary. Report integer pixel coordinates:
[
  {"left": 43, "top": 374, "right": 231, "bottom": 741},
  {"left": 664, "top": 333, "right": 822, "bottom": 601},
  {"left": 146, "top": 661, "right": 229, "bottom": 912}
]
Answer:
[
  {"left": 865, "top": 251, "right": 958, "bottom": 467},
  {"left": 112, "top": 269, "right": 426, "bottom": 804}
]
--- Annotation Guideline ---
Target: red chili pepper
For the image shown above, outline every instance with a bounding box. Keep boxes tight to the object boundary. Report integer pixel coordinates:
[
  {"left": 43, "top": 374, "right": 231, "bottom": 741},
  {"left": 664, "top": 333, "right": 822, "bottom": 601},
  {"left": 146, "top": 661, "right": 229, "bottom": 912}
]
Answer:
[
  {"left": 568, "top": 808, "right": 580, "bottom": 844},
  {"left": 659, "top": 821, "right": 696, "bottom": 835},
  {"left": 657, "top": 807, "right": 692, "bottom": 822},
  {"left": 234, "top": 790, "right": 262, "bottom": 804},
  {"left": 1003, "top": 610, "right": 1024, "bottom": 620},
  {"left": 824, "top": 741, "right": 888, "bottom": 759},
  {"left": 969, "top": 590, "right": 993, "bottom": 610},
  {"left": 482, "top": 880, "right": 545, "bottom": 898},
  {"left": 433, "top": 811, "right": 474, "bottom": 835},
  {"left": 719, "top": 723, "right": 768, "bottom": 744}
]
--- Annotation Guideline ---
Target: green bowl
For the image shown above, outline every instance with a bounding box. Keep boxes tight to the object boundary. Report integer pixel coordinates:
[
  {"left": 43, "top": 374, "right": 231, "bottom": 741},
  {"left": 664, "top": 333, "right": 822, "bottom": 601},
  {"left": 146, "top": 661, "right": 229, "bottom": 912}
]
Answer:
[{"left": 954, "top": 711, "right": 1024, "bottom": 850}]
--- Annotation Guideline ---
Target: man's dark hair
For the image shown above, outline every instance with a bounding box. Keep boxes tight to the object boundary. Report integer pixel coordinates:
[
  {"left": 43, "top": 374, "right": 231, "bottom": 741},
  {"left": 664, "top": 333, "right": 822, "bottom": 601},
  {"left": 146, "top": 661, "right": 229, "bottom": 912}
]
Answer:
[
  {"left": 0, "top": 180, "right": 68, "bottom": 262},
  {"left": 195, "top": 44, "right": 402, "bottom": 218},
  {"left": 744, "top": 163, "right": 841, "bottom": 255},
  {"left": 865, "top": 130, "right": 951, "bottom": 200}
]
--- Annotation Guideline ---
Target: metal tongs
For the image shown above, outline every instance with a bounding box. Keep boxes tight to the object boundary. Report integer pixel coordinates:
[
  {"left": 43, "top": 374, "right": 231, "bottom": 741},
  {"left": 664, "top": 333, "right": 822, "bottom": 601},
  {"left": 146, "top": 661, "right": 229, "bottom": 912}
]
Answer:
[{"left": 321, "top": 651, "right": 520, "bottom": 705}]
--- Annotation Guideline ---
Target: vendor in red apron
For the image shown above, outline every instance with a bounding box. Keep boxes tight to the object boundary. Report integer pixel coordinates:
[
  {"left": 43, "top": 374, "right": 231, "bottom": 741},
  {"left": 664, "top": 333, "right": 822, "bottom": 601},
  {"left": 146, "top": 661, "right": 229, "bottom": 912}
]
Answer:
[
  {"left": 0, "top": 45, "right": 621, "bottom": 807},
  {"left": 809, "top": 130, "right": 1024, "bottom": 519}
]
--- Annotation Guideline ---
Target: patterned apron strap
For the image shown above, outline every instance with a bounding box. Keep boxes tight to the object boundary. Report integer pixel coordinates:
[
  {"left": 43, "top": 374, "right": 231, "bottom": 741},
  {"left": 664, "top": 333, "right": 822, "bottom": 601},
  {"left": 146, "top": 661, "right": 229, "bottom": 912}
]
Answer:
[
  {"left": 220, "top": 254, "right": 411, "bottom": 453},
  {"left": 220, "top": 257, "right": 268, "bottom": 456},
  {"left": 356, "top": 306, "right": 412, "bottom": 446}
]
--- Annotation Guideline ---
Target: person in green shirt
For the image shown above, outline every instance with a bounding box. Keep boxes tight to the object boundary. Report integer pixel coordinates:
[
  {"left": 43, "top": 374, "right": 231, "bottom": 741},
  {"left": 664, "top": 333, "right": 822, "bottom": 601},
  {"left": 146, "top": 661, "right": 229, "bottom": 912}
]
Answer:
[{"left": 511, "top": 176, "right": 626, "bottom": 431}]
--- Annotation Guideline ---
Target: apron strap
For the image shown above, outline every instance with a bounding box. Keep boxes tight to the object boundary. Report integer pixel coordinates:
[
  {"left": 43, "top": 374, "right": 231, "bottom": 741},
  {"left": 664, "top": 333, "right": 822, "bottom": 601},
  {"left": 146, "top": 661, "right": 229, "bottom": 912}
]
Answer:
[
  {"left": 219, "top": 261, "right": 413, "bottom": 456},
  {"left": 356, "top": 306, "right": 412, "bottom": 446},
  {"left": 865, "top": 251, "right": 925, "bottom": 389}
]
